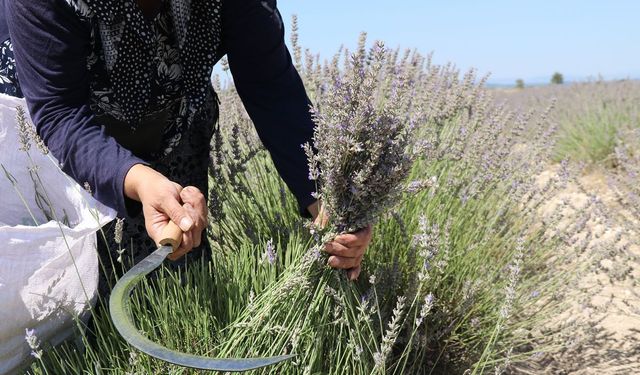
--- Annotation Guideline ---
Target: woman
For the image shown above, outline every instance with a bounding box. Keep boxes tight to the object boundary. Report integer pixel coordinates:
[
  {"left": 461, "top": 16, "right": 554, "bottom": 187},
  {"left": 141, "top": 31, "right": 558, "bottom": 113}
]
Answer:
[{"left": 1, "top": 0, "right": 371, "bottom": 289}]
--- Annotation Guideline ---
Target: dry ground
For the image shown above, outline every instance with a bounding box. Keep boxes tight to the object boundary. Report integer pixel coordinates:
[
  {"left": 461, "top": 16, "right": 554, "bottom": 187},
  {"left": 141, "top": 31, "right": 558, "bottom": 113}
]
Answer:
[{"left": 524, "top": 166, "right": 640, "bottom": 374}]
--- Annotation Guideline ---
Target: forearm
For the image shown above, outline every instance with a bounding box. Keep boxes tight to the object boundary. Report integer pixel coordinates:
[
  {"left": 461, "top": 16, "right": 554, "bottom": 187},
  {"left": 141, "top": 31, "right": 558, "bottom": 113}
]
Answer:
[
  {"left": 124, "top": 164, "right": 167, "bottom": 202},
  {"left": 224, "top": 0, "right": 317, "bottom": 216},
  {"left": 8, "top": 0, "right": 148, "bottom": 218},
  {"left": 40, "top": 109, "right": 147, "bottom": 217},
  {"left": 307, "top": 200, "right": 320, "bottom": 220}
]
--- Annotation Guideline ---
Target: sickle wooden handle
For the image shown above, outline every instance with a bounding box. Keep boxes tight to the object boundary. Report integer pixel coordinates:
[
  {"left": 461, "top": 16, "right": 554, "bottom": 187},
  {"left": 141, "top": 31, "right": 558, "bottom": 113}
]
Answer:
[{"left": 159, "top": 221, "right": 183, "bottom": 252}]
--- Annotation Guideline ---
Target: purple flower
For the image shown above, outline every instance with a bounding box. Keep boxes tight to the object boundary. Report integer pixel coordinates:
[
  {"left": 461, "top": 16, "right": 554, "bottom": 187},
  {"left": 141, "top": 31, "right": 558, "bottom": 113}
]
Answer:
[
  {"left": 263, "top": 238, "right": 277, "bottom": 265},
  {"left": 530, "top": 290, "right": 540, "bottom": 298}
]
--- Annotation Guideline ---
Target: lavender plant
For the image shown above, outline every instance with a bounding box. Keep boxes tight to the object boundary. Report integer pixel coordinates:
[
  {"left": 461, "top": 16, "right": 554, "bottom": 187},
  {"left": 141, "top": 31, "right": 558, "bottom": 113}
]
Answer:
[
  {"left": 304, "top": 39, "right": 419, "bottom": 234},
  {"left": 209, "top": 37, "right": 568, "bottom": 375},
  {"left": 497, "top": 80, "right": 640, "bottom": 372},
  {"left": 25, "top": 21, "right": 640, "bottom": 375},
  {"left": 210, "top": 39, "right": 427, "bottom": 373}
]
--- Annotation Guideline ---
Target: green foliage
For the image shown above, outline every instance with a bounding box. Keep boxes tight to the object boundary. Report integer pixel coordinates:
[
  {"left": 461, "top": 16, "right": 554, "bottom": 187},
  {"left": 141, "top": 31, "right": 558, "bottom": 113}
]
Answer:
[
  {"left": 28, "top": 144, "right": 564, "bottom": 375},
  {"left": 551, "top": 72, "right": 564, "bottom": 85},
  {"left": 515, "top": 79, "right": 525, "bottom": 89},
  {"left": 23, "top": 35, "right": 600, "bottom": 375},
  {"left": 551, "top": 82, "right": 640, "bottom": 166},
  {"left": 553, "top": 107, "right": 620, "bottom": 165}
]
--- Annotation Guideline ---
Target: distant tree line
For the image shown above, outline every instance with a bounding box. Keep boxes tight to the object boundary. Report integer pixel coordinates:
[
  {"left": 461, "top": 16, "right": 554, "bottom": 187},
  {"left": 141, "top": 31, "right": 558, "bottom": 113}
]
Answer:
[
  {"left": 551, "top": 72, "right": 564, "bottom": 84},
  {"left": 514, "top": 72, "right": 564, "bottom": 88}
]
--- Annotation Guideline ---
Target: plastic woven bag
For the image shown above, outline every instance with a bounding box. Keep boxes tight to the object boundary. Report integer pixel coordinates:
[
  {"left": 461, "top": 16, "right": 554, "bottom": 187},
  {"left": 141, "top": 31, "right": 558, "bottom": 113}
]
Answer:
[{"left": 0, "top": 94, "right": 115, "bottom": 374}]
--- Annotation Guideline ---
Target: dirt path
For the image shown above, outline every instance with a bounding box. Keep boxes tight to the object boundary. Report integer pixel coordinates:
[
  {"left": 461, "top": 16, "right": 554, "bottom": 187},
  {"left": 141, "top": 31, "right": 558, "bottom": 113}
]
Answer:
[{"left": 529, "top": 167, "right": 640, "bottom": 374}]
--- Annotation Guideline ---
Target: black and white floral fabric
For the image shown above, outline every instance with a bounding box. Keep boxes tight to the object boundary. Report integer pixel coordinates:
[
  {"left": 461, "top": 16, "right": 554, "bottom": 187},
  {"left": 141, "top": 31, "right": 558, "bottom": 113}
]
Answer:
[
  {"left": 65, "top": 0, "right": 222, "bottom": 156},
  {"left": 0, "top": 38, "right": 22, "bottom": 98},
  {"left": 2, "top": 1, "right": 225, "bottom": 295},
  {"left": 57, "top": 0, "right": 224, "bottom": 290}
]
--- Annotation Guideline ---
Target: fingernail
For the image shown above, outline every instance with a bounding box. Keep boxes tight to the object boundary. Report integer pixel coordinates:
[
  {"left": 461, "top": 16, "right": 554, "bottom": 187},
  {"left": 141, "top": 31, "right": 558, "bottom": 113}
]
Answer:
[{"left": 179, "top": 217, "right": 194, "bottom": 231}]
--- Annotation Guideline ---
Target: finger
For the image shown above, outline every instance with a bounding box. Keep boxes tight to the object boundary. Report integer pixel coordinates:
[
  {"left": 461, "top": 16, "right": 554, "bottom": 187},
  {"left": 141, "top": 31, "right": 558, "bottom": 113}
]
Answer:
[
  {"left": 177, "top": 230, "right": 194, "bottom": 255},
  {"left": 168, "top": 246, "right": 189, "bottom": 261},
  {"left": 334, "top": 233, "right": 359, "bottom": 247},
  {"left": 184, "top": 200, "right": 206, "bottom": 249},
  {"left": 312, "top": 202, "right": 329, "bottom": 229},
  {"left": 160, "top": 195, "right": 194, "bottom": 232},
  {"left": 172, "top": 182, "right": 184, "bottom": 194},
  {"left": 327, "top": 255, "right": 358, "bottom": 269},
  {"left": 180, "top": 187, "right": 207, "bottom": 217},
  {"left": 180, "top": 185, "right": 201, "bottom": 196},
  {"left": 335, "top": 225, "right": 373, "bottom": 247},
  {"left": 347, "top": 264, "right": 362, "bottom": 281},
  {"left": 190, "top": 226, "right": 202, "bottom": 249},
  {"left": 183, "top": 202, "right": 204, "bottom": 232},
  {"left": 167, "top": 229, "right": 193, "bottom": 261},
  {"left": 183, "top": 203, "right": 203, "bottom": 248},
  {"left": 324, "top": 241, "right": 362, "bottom": 258},
  {"left": 182, "top": 188, "right": 208, "bottom": 240},
  {"left": 189, "top": 222, "right": 202, "bottom": 249}
]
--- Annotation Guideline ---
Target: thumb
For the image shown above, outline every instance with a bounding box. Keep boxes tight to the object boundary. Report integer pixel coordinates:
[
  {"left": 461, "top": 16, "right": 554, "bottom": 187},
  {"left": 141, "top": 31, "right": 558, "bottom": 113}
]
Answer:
[
  {"left": 313, "top": 202, "right": 329, "bottom": 229},
  {"left": 161, "top": 196, "right": 194, "bottom": 231}
]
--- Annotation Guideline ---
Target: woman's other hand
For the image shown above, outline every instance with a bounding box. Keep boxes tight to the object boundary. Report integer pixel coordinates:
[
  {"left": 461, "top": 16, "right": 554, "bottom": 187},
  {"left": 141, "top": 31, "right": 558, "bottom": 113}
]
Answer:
[
  {"left": 124, "top": 164, "right": 207, "bottom": 260},
  {"left": 308, "top": 201, "right": 373, "bottom": 281}
]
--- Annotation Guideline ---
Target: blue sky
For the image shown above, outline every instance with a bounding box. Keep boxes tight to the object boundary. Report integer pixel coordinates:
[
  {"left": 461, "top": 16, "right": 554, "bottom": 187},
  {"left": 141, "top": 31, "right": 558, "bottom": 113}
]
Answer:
[{"left": 276, "top": 0, "right": 639, "bottom": 85}]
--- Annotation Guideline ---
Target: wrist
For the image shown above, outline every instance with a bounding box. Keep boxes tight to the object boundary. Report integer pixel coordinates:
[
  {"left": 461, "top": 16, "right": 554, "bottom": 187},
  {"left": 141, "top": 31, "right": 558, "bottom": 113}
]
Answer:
[
  {"left": 307, "top": 200, "right": 320, "bottom": 220},
  {"left": 124, "top": 164, "right": 166, "bottom": 202},
  {"left": 309, "top": 200, "right": 330, "bottom": 228}
]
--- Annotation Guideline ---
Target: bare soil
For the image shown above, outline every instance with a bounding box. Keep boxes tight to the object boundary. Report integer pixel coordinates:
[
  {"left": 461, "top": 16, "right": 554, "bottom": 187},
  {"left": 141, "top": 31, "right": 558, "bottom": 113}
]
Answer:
[{"left": 525, "top": 166, "right": 640, "bottom": 374}]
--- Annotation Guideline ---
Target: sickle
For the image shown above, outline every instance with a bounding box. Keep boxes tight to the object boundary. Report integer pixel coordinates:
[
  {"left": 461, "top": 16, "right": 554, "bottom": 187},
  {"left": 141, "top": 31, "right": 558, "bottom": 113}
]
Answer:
[{"left": 109, "top": 222, "right": 294, "bottom": 371}]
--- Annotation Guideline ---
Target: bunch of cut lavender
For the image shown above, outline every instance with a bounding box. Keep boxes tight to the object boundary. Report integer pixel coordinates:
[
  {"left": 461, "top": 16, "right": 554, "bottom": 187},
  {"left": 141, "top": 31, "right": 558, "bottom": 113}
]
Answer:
[
  {"left": 304, "top": 39, "right": 419, "bottom": 235},
  {"left": 214, "top": 40, "right": 423, "bottom": 369}
]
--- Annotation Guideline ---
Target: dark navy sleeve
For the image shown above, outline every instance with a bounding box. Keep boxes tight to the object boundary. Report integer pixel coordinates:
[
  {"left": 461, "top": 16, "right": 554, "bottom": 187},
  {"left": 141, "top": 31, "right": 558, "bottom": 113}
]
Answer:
[
  {"left": 0, "top": 0, "right": 9, "bottom": 42},
  {"left": 7, "top": 0, "right": 147, "bottom": 218},
  {"left": 222, "top": 0, "right": 317, "bottom": 217}
]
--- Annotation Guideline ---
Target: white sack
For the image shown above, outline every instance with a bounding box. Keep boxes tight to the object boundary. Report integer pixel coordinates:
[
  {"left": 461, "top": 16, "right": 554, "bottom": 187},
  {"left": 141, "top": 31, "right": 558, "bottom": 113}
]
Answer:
[{"left": 0, "top": 94, "right": 116, "bottom": 374}]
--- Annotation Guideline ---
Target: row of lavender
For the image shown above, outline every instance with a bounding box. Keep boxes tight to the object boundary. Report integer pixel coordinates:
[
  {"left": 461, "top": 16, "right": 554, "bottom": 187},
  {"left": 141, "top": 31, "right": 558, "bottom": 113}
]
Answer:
[{"left": 27, "top": 28, "right": 638, "bottom": 375}]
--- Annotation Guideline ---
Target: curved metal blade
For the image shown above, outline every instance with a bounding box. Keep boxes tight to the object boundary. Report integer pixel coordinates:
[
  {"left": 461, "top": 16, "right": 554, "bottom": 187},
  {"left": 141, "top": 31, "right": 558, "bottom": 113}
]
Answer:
[{"left": 109, "top": 245, "right": 294, "bottom": 371}]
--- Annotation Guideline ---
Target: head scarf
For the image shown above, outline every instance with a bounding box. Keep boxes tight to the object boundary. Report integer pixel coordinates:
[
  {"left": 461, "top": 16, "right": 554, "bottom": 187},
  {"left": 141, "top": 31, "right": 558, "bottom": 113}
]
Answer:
[{"left": 85, "top": 0, "right": 222, "bottom": 123}]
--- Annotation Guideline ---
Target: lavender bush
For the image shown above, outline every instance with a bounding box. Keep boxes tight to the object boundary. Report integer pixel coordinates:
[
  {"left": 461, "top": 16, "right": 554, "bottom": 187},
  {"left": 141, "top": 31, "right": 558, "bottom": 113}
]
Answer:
[
  {"left": 24, "top": 19, "right": 638, "bottom": 375},
  {"left": 208, "top": 35, "right": 576, "bottom": 374},
  {"left": 497, "top": 81, "right": 640, "bottom": 372},
  {"left": 304, "top": 40, "right": 419, "bottom": 233}
]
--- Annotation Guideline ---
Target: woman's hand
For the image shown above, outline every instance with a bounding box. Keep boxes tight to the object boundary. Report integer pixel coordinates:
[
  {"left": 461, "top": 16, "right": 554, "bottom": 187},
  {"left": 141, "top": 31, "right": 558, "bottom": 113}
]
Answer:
[
  {"left": 124, "top": 164, "right": 207, "bottom": 260},
  {"left": 308, "top": 201, "right": 373, "bottom": 281}
]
